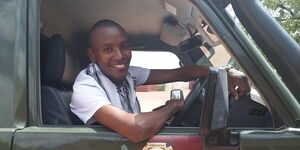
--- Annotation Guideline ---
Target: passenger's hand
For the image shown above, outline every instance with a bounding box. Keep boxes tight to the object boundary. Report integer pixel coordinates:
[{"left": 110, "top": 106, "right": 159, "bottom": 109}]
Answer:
[{"left": 227, "top": 69, "right": 250, "bottom": 100}]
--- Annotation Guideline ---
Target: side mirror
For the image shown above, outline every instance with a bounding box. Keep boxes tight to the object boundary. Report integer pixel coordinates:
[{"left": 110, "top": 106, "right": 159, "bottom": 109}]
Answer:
[
  {"left": 170, "top": 89, "right": 184, "bottom": 100},
  {"left": 199, "top": 69, "right": 240, "bottom": 147},
  {"left": 199, "top": 69, "right": 229, "bottom": 134}
]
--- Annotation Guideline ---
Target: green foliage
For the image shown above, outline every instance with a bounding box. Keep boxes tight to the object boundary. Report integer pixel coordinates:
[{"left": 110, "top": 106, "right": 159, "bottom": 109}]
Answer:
[
  {"left": 262, "top": 0, "right": 300, "bottom": 44},
  {"left": 155, "top": 84, "right": 166, "bottom": 91}
]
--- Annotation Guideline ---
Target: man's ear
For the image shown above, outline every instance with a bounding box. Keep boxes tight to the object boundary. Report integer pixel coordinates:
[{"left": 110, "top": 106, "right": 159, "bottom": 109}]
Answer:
[{"left": 87, "top": 48, "right": 96, "bottom": 63}]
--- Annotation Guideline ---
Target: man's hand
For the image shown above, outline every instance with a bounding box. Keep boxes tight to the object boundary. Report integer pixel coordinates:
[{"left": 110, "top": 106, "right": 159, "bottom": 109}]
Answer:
[
  {"left": 153, "top": 99, "right": 184, "bottom": 112},
  {"left": 165, "top": 99, "right": 184, "bottom": 112},
  {"left": 93, "top": 99, "right": 185, "bottom": 143},
  {"left": 227, "top": 69, "right": 251, "bottom": 100}
]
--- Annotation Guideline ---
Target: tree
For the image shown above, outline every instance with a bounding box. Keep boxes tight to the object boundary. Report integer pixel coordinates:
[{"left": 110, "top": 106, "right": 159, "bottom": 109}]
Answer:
[{"left": 262, "top": 0, "right": 300, "bottom": 44}]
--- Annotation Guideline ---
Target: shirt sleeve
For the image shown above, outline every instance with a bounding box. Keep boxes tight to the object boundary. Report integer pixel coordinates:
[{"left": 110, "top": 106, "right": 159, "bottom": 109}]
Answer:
[
  {"left": 128, "top": 66, "right": 150, "bottom": 86},
  {"left": 70, "top": 71, "right": 111, "bottom": 124}
]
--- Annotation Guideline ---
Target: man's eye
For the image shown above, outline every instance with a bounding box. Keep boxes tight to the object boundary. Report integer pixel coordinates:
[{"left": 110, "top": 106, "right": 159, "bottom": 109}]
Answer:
[
  {"left": 104, "top": 47, "right": 113, "bottom": 52},
  {"left": 120, "top": 44, "right": 130, "bottom": 50}
]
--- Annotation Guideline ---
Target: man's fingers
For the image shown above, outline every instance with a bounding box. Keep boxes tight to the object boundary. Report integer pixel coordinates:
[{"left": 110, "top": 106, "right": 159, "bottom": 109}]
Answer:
[
  {"left": 229, "top": 86, "right": 239, "bottom": 100},
  {"left": 242, "top": 77, "right": 251, "bottom": 92},
  {"left": 237, "top": 77, "right": 251, "bottom": 94},
  {"left": 227, "top": 69, "right": 251, "bottom": 100},
  {"left": 237, "top": 87, "right": 247, "bottom": 97}
]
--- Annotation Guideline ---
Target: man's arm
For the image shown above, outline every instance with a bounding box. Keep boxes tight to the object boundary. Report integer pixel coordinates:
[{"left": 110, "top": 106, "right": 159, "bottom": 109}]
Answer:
[
  {"left": 145, "top": 65, "right": 250, "bottom": 100},
  {"left": 92, "top": 99, "right": 183, "bottom": 143},
  {"left": 144, "top": 65, "right": 210, "bottom": 85}
]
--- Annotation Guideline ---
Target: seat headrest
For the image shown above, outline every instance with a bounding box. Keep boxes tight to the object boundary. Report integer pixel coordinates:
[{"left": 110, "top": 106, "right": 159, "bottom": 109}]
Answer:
[{"left": 43, "top": 34, "right": 79, "bottom": 88}]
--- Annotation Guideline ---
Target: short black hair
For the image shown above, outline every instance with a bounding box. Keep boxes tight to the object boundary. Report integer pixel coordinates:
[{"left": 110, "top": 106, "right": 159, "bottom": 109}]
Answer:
[{"left": 88, "top": 19, "right": 126, "bottom": 47}]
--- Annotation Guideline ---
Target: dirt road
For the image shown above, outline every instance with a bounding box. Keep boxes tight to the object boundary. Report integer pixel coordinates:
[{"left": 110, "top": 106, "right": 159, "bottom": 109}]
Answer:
[{"left": 137, "top": 90, "right": 190, "bottom": 112}]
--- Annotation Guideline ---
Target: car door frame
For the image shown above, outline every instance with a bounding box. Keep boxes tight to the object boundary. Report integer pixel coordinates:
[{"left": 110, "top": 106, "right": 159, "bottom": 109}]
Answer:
[
  {"left": 0, "top": 0, "right": 28, "bottom": 150},
  {"left": 192, "top": 0, "right": 300, "bottom": 149},
  {"left": 12, "top": 1, "right": 206, "bottom": 150}
]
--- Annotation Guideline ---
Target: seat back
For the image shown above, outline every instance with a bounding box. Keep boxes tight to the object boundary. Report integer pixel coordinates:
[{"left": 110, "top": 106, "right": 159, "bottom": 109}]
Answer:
[{"left": 41, "top": 34, "right": 83, "bottom": 125}]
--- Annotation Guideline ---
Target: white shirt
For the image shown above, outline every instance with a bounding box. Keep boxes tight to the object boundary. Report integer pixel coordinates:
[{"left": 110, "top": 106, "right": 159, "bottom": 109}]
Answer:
[{"left": 70, "top": 63, "right": 150, "bottom": 124}]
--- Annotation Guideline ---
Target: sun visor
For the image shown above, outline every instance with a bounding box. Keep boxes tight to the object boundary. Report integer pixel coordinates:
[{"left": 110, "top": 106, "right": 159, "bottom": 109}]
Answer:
[
  {"left": 163, "top": 0, "right": 193, "bottom": 25},
  {"left": 161, "top": 0, "right": 206, "bottom": 46},
  {"left": 160, "top": 21, "right": 189, "bottom": 46}
]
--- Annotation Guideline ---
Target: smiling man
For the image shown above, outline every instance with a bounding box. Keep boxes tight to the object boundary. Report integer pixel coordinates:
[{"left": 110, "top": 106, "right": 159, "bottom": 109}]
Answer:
[
  {"left": 70, "top": 19, "right": 250, "bottom": 143},
  {"left": 87, "top": 22, "right": 132, "bottom": 85}
]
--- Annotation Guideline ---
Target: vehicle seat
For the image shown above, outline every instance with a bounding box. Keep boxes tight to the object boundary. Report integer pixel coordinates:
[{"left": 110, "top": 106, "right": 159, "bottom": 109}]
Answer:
[{"left": 41, "top": 34, "right": 84, "bottom": 125}]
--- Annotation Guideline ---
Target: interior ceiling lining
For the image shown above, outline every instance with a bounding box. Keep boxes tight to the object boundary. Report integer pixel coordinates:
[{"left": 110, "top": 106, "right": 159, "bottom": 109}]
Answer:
[
  {"left": 41, "top": 0, "right": 169, "bottom": 41},
  {"left": 40, "top": 0, "right": 207, "bottom": 51}
]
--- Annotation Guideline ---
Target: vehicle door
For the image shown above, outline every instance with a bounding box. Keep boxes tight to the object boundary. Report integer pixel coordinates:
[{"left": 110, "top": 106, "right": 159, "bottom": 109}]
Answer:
[
  {"left": 10, "top": 0, "right": 205, "bottom": 150},
  {"left": 0, "top": 0, "right": 28, "bottom": 150}
]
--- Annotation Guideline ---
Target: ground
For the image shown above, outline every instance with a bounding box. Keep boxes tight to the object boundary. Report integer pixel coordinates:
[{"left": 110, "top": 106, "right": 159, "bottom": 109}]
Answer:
[{"left": 137, "top": 90, "right": 190, "bottom": 112}]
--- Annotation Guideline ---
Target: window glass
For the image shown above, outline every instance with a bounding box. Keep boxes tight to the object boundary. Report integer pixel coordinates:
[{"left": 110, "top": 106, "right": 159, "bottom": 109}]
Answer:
[
  {"left": 189, "top": 20, "right": 238, "bottom": 69},
  {"left": 196, "top": 42, "right": 232, "bottom": 67}
]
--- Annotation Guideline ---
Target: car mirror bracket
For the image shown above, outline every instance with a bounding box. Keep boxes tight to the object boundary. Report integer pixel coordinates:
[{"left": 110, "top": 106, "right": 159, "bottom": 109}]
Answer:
[{"left": 199, "top": 68, "right": 240, "bottom": 147}]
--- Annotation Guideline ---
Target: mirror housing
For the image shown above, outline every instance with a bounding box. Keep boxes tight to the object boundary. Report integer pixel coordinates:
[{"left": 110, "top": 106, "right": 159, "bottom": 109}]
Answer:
[
  {"left": 199, "top": 68, "right": 229, "bottom": 134},
  {"left": 170, "top": 89, "right": 184, "bottom": 100}
]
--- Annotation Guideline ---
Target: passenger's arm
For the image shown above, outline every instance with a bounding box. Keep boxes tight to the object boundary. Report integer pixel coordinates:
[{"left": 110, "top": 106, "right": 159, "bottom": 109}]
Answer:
[
  {"left": 92, "top": 99, "right": 183, "bottom": 143},
  {"left": 144, "top": 65, "right": 210, "bottom": 85}
]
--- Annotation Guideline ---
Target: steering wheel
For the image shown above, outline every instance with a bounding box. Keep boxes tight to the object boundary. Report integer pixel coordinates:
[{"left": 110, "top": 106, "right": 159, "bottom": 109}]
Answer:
[{"left": 170, "top": 78, "right": 207, "bottom": 126}]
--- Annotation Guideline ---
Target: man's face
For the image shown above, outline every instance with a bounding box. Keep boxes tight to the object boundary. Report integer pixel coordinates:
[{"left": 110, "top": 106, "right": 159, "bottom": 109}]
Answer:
[{"left": 88, "top": 26, "right": 132, "bottom": 84}]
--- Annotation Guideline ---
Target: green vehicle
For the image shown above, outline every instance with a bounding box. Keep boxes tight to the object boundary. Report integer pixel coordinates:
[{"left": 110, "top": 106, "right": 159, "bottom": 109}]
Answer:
[{"left": 1, "top": 0, "right": 300, "bottom": 149}]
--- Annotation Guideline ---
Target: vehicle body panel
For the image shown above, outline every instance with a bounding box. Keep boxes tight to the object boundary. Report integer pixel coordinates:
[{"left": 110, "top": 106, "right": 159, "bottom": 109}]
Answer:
[
  {"left": 0, "top": 129, "right": 15, "bottom": 150},
  {"left": 12, "top": 127, "right": 201, "bottom": 150},
  {"left": 0, "top": 0, "right": 27, "bottom": 129},
  {"left": 240, "top": 128, "right": 300, "bottom": 150},
  {"left": 0, "top": 1, "right": 27, "bottom": 149},
  {"left": 147, "top": 135, "right": 202, "bottom": 149}
]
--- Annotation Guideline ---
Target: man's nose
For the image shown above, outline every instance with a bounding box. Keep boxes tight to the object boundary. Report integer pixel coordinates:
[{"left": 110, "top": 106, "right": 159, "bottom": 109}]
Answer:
[{"left": 113, "top": 48, "right": 125, "bottom": 60}]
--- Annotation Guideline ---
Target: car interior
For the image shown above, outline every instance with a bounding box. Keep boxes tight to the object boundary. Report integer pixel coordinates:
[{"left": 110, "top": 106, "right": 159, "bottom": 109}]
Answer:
[{"left": 39, "top": 0, "right": 277, "bottom": 129}]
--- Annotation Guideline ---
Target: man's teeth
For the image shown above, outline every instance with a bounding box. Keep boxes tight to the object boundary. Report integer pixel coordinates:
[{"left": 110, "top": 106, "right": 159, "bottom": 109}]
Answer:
[{"left": 113, "top": 64, "right": 126, "bottom": 68}]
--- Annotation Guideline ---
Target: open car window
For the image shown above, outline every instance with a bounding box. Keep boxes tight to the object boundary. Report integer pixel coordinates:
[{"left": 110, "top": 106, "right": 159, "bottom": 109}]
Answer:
[{"left": 39, "top": 0, "right": 280, "bottom": 131}]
